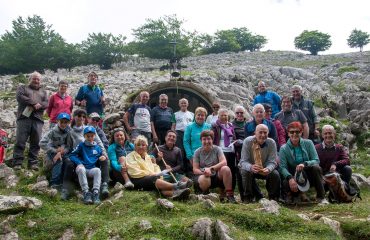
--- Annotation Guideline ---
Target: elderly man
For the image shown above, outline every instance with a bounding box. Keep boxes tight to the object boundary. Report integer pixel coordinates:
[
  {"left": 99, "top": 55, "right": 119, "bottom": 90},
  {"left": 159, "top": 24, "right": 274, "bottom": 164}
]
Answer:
[
  {"left": 11, "top": 71, "right": 48, "bottom": 170},
  {"left": 253, "top": 81, "right": 281, "bottom": 118},
  {"left": 151, "top": 94, "right": 173, "bottom": 145},
  {"left": 75, "top": 72, "right": 105, "bottom": 116},
  {"left": 239, "top": 124, "right": 280, "bottom": 202},
  {"left": 275, "top": 95, "right": 309, "bottom": 139},
  {"left": 315, "top": 125, "right": 352, "bottom": 184},
  {"left": 291, "top": 85, "right": 320, "bottom": 143},
  {"left": 123, "top": 91, "right": 152, "bottom": 143}
]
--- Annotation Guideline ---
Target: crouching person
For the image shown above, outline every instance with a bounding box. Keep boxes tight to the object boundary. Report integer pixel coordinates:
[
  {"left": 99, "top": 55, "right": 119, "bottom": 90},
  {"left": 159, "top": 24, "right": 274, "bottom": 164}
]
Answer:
[
  {"left": 126, "top": 135, "right": 191, "bottom": 200},
  {"left": 69, "top": 126, "right": 105, "bottom": 204},
  {"left": 239, "top": 124, "right": 280, "bottom": 203},
  {"left": 193, "top": 130, "right": 237, "bottom": 203},
  {"left": 39, "top": 112, "right": 73, "bottom": 189}
]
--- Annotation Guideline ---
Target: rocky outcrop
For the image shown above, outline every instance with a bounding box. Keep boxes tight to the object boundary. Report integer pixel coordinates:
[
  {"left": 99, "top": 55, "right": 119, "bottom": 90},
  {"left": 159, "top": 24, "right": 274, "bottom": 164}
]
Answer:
[{"left": 0, "top": 195, "right": 42, "bottom": 213}]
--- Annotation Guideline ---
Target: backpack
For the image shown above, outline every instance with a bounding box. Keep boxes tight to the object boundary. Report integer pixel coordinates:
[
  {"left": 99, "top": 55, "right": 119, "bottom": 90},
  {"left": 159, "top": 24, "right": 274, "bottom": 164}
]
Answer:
[
  {"left": 0, "top": 129, "right": 8, "bottom": 164},
  {"left": 323, "top": 172, "right": 361, "bottom": 203}
]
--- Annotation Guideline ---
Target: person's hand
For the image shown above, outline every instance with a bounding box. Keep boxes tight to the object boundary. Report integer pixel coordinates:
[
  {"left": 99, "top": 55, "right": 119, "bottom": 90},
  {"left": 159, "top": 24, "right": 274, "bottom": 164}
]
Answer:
[
  {"left": 80, "top": 100, "right": 87, "bottom": 107},
  {"left": 33, "top": 103, "right": 42, "bottom": 110},
  {"left": 330, "top": 164, "right": 336, "bottom": 172},
  {"left": 121, "top": 165, "right": 128, "bottom": 174},
  {"left": 296, "top": 163, "right": 305, "bottom": 172},
  {"left": 99, "top": 156, "right": 107, "bottom": 161},
  {"left": 150, "top": 156, "right": 156, "bottom": 163},
  {"left": 251, "top": 164, "right": 262, "bottom": 174},
  {"left": 289, "top": 178, "right": 298, "bottom": 192},
  {"left": 76, "top": 164, "right": 85, "bottom": 172},
  {"left": 100, "top": 96, "right": 106, "bottom": 106},
  {"left": 203, "top": 167, "right": 212, "bottom": 177},
  {"left": 260, "top": 168, "right": 270, "bottom": 176},
  {"left": 153, "top": 136, "right": 159, "bottom": 144},
  {"left": 165, "top": 164, "right": 172, "bottom": 171},
  {"left": 118, "top": 156, "right": 125, "bottom": 165},
  {"left": 53, "top": 152, "right": 62, "bottom": 163},
  {"left": 314, "top": 129, "right": 320, "bottom": 137},
  {"left": 157, "top": 151, "right": 163, "bottom": 159}
]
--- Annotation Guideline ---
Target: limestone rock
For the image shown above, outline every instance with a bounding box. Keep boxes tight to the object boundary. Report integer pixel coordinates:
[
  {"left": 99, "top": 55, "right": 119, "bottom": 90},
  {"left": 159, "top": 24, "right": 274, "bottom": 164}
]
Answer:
[
  {"left": 0, "top": 110, "right": 16, "bottom": 128},
  {"left": 96, "top": 200, "right": 113, "bottom": 210},
  {"left": 352, "top": 173, "right": 370, "bottom": 189},
  {"left": 321, "top": 217, "right": 342, "bottom": 237},
  {"left": 112, "top": 190, "right": 124, "bottom": 200},
  {"left": 297, "top": 213, "right": 311, "bottom": 221},
  {"left": 214, "top": 220, "right": 233, "bottom": 240},
  {"left": 113, "top": 182, "right": 124, "bottom": 192},
  {"left": 36, "top": 175, "right": 47, "bottom": 182},
  {"left": 58, "top": 228, "right": 75, "bottom": 240},
  {"left": 0, "top": 164, "right": 19, "bottom": 188},
  {"left": 156, "top": 198, "right": 174, "bottom": 210},
  {"left": 202, "top": 193, "right": 220, "bottom": 202},
  {"left": 203, "top": 199, "right": 215, "bottom": 209},
  {"left": 27, "top": 220, "right": 36, "bottom": 228},
  {"left": 0, "top": 195, "right": 42, "bottom": 213},
  {"left": 0, "top": 231, "right": 19, "bottom": 240},
  {"left": 30, "top": 180, "right": 49, "bottom": 192},
  {"left": 259, "top": 198, "right": 280, "bottom": 215},
  {"left": 139, "top": 220, "right": 152, "bottom": 230},
  {"left": 192, "top": 218, "right": 213, "bottom": 240}
]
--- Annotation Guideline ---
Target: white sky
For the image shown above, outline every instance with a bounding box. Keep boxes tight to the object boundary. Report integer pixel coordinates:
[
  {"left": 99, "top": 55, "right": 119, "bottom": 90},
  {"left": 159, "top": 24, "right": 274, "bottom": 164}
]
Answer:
[{"left": 0, "top": 0, "right": 369, "bottom": 54}]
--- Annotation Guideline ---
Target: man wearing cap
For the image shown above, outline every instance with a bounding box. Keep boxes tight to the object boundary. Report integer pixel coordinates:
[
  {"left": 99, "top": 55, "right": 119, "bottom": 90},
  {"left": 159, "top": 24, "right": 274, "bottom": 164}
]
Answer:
[
  {"left": 253, "top": 81, "right": 281, "bottom": 118},
  {"left": 88, "top": 112, "right": 109, "bottom": 150},
  {"left": 239, "top": 124, "right": 280, "bottom": 202},
  {"left": 315, "top": 125, "right": 352, "bottom": 184},
  {"left": 75, "top": 72, "right": 105, "bottom": 116},
  {"left": 40, "top": 112, "right": 73, "bottom": 188},
  {"left": 11, "top": 71, "right": 48, "bottom": 171}
]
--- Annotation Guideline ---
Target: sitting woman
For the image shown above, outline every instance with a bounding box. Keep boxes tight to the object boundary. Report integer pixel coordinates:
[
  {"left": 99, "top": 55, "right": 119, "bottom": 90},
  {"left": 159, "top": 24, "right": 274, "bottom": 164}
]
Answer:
[
  {"left": 193, "top": 130, "right": 237, "bottom": 203},
  {"left": 126, "top": 135, "right": 191, "bottom": 200},
  {"left": 108, "top": 128, "right": 135, "bottom": 189}
]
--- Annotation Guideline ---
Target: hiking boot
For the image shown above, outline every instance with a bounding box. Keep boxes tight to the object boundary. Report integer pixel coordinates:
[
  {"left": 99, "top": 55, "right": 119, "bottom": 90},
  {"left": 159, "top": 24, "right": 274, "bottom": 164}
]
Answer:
[
  {"left": 51, "top": 184, "right": 62, "bottom": 192},
  {"left": 185, "top": 179, "right": 193, "bottom": 188},
  {"left": 318, "top": 198, "right": 329, "bottom": 206},
  {"left": 226, "top": 195, "right": 238, "bottom": 204},
  {"left": 29, "top": 164, "right": 39, "bottom": 171},
  {"left": 92, "top": 191, "right": 101, "bottom": 205},
  {"left": 123, "top": 181, "right": 134, "bottom": 189},
  {"left": 299, "top": 192, "right": 310, "bottom": 202},
  {"left": 61, "top": 189, "right": 70, "bottom": 201},
  {"left": 101, "top": 182, "right": 109, "bottom": 200},
  {"left": 83, "top": 191, "right": 93, "bottom": 205},
  {"left": 175, "top": 181, "right": 187, "bottom": 190},
  {"left": 171, "top": 188, "right": 191, "bottom": 201}
]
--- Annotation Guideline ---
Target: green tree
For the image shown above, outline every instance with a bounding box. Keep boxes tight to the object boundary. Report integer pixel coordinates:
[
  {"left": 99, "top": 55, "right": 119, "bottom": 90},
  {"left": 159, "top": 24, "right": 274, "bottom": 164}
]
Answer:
[
  {"left": 347, "top": 29, "right": 370, "bottom": 52},
  {"left": 294, "top": 30, "right": 332, "bottom": 55},
  {"left": 131, "top": 15, "right": 195, "bottom": 59},
  {"left": 208, "top": 29, "right": 241, "bottom": 54},
  {"left": 81, "top": 33, "right": 126, "bottom": 69},
  {"left": 232, "top": 27, "right": 267, "bottom": 52},
  {"left": 0, "top": 15, "right": 75, "bottom": 74}
]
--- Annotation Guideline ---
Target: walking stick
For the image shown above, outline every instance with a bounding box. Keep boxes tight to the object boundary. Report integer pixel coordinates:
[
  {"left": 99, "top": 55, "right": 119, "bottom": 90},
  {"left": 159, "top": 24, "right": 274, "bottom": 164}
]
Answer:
[{"left": 154, "top": 143, "right": 178, "bottom": 183}]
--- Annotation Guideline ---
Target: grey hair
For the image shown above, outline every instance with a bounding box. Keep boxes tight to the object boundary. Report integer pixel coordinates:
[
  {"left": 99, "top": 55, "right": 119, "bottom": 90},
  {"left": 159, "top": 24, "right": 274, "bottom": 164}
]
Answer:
[
  {"left": 252, "top": 104, "right": 265, "bottom": 113},
  {"left": 234, "top": 105, "right": 246, "bottom": 113},
  {"left": 28, "top": 71, "right": 41, "bottom": 81},
  {"left": 218, "top": 108, "right": 229, "bottom": 117},
  {"left": 159, "top": 94, "right": 168, "bottom": 99},
  {"left": 292, "top": 85, "right": 303, "bottom": 91},
  {"left": 322, "top": 124, "right": 336, "bottom": 133}
]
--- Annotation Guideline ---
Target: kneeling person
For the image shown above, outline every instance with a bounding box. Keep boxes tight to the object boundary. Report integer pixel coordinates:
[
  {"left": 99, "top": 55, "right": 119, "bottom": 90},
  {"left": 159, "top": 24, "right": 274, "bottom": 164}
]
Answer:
[
  {"left": 239, "top": 124, "right": 280, "bottom": 202},
  {"left": 193, "top": 130, "right": 236, "bottom": 203}
]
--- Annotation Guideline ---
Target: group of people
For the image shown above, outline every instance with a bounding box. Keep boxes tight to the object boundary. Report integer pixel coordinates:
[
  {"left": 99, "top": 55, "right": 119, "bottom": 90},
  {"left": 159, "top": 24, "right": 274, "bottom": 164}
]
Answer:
[{"left": 8, "top": 71, "right": 352, "bottom": 205}]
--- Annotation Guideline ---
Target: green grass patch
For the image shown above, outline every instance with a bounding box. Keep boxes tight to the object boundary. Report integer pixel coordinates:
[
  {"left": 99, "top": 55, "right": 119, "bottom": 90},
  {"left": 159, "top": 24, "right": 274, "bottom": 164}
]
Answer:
[
  {"left": 0, "top": 91, "right": 16, "bottom": 100},
  {"left": 337, "top": 66, "right": 359, "bottom": 75}
]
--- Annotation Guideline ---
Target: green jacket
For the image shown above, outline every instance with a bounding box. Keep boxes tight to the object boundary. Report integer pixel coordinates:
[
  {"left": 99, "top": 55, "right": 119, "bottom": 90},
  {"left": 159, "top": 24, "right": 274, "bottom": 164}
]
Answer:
[{"left": 279, "top": 138, "right": 319, "bottom": 180}]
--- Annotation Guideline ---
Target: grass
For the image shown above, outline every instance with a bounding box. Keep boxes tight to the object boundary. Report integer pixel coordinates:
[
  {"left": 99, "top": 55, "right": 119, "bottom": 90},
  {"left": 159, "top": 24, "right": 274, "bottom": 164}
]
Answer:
[
  {"left": 0, "top": 91, "right": 16, "bottom": 100},
  {"left": 337, "top": 66, "right": 359, "bottom": 75}
]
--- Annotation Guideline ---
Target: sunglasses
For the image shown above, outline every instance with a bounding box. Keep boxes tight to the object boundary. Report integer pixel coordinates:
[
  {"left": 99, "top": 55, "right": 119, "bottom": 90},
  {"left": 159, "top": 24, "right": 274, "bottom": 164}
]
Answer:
[
  {"left": 77, "top": 114, "right": 86, "bottom": 118},
  {"left": 289, "top": 130, "right": 301, "bottom": 135},
  {"left": 236, "top": 112, "right": 244, "bottom": 115},
  {"left": 91, "top": 118, "right": 100, "bottom": 122}
]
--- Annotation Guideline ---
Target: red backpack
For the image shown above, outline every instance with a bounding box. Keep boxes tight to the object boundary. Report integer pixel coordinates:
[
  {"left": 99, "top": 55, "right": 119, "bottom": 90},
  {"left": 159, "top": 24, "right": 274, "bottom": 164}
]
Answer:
[{"left": 0, "top": 129, "right": 8, "bottom": 164}]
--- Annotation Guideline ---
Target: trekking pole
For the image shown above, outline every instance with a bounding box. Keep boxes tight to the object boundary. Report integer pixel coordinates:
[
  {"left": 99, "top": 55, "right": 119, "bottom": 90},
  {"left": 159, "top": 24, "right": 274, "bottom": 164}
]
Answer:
[{"left": 154, "top": 143, "right": 178, "bottom": 183}]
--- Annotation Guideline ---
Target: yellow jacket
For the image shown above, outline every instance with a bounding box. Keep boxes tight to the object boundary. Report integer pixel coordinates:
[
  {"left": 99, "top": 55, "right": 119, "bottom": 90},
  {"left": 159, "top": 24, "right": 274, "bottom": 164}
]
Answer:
[{"left": 126, "top": 151, "right": 161, "bottom": 178}]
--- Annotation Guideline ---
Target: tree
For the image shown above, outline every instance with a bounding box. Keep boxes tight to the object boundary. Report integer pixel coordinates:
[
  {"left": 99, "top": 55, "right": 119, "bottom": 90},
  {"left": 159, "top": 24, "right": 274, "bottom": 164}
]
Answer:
[
  {"left": 347, "top": 29, "right": 370, "bottom": 52},
  {"left": 294, "top": 30, "right": 332, "bottom": 55},
  {"left": 131, "top": 15, "right": 195, "bottom": 59},
  {"left": 232, "top": 27, "right": 267, "bottom": 52},
  {"left": 81, "top": 33, "right": 126, "bottom": 69},
  {"left": 0, "top": 15, "right": 76, "bottom": 74}
]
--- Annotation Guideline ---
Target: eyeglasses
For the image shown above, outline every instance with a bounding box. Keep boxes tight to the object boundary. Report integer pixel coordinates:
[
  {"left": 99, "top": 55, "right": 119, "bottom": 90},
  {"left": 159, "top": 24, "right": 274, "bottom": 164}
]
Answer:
[
  {"left": 236, "top": 112, "right": 244, "bottom": 115},
  {"left": 77, "top": 115, "right": 86, "bottom": 118},
  {"left": 92, "top": 118, "right": 100, "bottom": 122},
  {"left": 289, "top": 130, "right": 301, "bottom": 135},
  {"left": 213, "top": 106, "right": 220, "bottom": 109}
]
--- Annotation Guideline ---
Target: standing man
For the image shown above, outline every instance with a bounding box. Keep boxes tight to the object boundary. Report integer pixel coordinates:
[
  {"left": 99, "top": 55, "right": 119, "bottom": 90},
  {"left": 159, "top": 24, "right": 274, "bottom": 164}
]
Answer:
[
  {"left": 291, "top": 85, "right": 320, "bottom": 143},
  {"left": 239, "top": 124, "right": 280, "bottom": 202},
  {"left": 123, "top": 91, "right": 152, "bottom": 143},
  {"left": 253, "top": 81, "right": 281, "bottom": 118},
  {"left": 75, "top": 72, "right": 105, "bottom": 116},
  {"left": 151, "top": 94, "right": 173, "bottom": 145},
  {"left": 11, "top": 71, "right": 48, "bottom": 170}
]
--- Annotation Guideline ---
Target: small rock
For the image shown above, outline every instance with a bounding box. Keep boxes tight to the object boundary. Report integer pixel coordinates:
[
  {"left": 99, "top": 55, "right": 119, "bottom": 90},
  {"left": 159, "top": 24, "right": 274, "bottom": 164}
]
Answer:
[
  {"left": 113, "top": 182, "right": 124, "bottom": 192},
  {"left": 189, "top": 194, "right": 202, "bottom": 201},
  {"left": 23, "top": 170, "right": 34, "bottom": 178},
  {"left": 192, "top": 217, "right": 213, "bottom": 240},
  {"left": 321, "top": 217, "right": 342, "bottom": 237},
  {"left": 248, "top": 237, "right": 256, "bottom": 240},
  {"left": 27, "top": 220, "right": 36, "bottom": 228},
  {"left": 84, "top": 227, "right": 95, "bottom": 239},
  {"left": 259, "top": 198, "right": 280, "bottom": 215},
  {"left": 214, "top": 220, "right": 233, "bottom": 240},
  {"left": 311, "top": 214, "right": 323, "bottom": 220},
  {"left": 297, "top": 213, "right": 311, "bottom": 221},
  {"left": 0, "top": 195, "right": 42, "bottom": 213},
  {"left": 139, "top": 220, "right": 152, "bottom": 230},
  {"left": 108, "top": 235, "right": 122, "bottom": 240},
  {"left": 96, "top": 200, "right": 113, "bottom": 210},
  {"left": 352, "top": 173, "right": 370, "bottom": 189},
  {"left": 0, "top": 164, "right": 19, "bottom": 188},
  {"left": 30, "top": 180, "right": 49, "bottom": 192},
  {"left": 58, "top": 228, "right": 75, "bottom": 240},
  {"left": 156, "top": 198, "right": 174, "bottom": 210},
  {"left": 203, "top": 199, "right": 216, "bottom": 209},
  {"left": 36, "top": 175, "right": 47, "bottom": 182},
  {"left": 0, "top": 231, "right": 19, "bottom": 240},
  {"left": 203, "top": 193, "right": 220, "bottom": 202},
  {"left": 0, "top": 219, "right": 12, "bottom": 234},
  {"left": 112, "top": 190, "right": 124, "bottom": 200}
]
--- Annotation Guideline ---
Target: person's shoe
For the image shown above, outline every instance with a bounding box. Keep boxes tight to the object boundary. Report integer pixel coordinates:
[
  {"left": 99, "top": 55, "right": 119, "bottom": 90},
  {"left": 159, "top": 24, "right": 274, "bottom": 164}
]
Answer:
[
  {"left": 285, "top": 192, "right": 294, "bottom": 204},
  {"left": 299, "top": 192, "right": 310, "bottom": 202},
  {"left": 185, "top": 179, "right": 193, "bottom": 188},
  {"left": 318, "top": 198, "right": 329, "bottom": 206},
  {"left": 226, "top": 195, "right": 238, "bottom": 204},
  {"left": 83, "top": 191, "right": 93, "bottom": 205},
  {"left": 175, "top": 181, "right": 187, "bottom": 190},
  {"left": 51, "top": 184, "right": 62, "bottom": 192},
  {"left": 29, "top": 164, "right": 39, "bottom": 171},
  {"left": 13, "top": 165, "right": 22, "bottom": 171},
  {"left": 171, "top": 188, "right": 191, "bottom": 201},
  {"left": 101, "top": 182, "right": 109, "bottom": 200},
  {"left": 92, "top": 191, "right": 101, "bottom": 205},
  {"left": 123, "top": 181, "right": 134, "bottom": 189},
  {"left": 61, "top": 189, "right": 70, "bottom": 201}
]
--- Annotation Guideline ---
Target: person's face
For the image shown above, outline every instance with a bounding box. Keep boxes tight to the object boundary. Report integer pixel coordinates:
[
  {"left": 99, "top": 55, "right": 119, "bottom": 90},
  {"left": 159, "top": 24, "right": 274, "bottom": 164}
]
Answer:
[
  {"left": 212, "top": 105, "right": 220, "bottom": 114},
  {"left": 58, "top": 119, "right": 70, "bottom": 130},
  {"left": 282, "top": 99, "right": 292, "bottom": 112},
  {"left": 201, "top": 136, "right": 213, "bottom": 149},
  {"left": 135, "top": 141, "right": 148, "bottom": 156},
  {"left": 195, "top": 112, "right": 206, "bottom": 124},
  {"left": 322, "top": 128, "right": 335, "bottom": 145},
  {"left": 114, "top": 131, "right": 126, "bottom": 146},
  {"left": 140, "top": 92, "right": 149, "bottom": 104},
  {"left": 75, "top": 114, "right": 86, "bottom": 125},
  {"left": 159, "top": 96, "right": 168, "bottom": 108},
  {"left": 288, "top": 128, "right": 302, "bottom": 145},
  {"left": 235, "top": 109, "right": 245, "bottom": 121},
  {"left": 30, "top": 74, "right": 41, "bottom": 88},
  {"left": 258, "top": 82, "right": 266, "bottom": 92},
  {"left": 253, "top": 107, "right": 265, "bottom": 122},
  {"left": 88, "top": 74, "right": 98, "bottom": 86},
  {"left": 165, "top": 132, "right": 177, "bottom": 146},
  {"left": 255, "top": 126, "right": 268, "bottom": 145},
  {"left": 292, "top": 88, "right": 302, "bottom": 100},
  {"left": 264, "top": 108, "right": 272, "bottom": 119},
  {"left": 179, "top": 100, "right": 188, "bottom": 111},
  {"left": 219, "top": 111, "right": 228, "bottom": 123},
  {"left": 58, "top": 84, "right": 68, "bottom": 94},
  {"left": 85, "top": 132, "right": 95, "bottom": 143},
  {"left": 88, "top": 117, "right": 100, "bottom": 126}
]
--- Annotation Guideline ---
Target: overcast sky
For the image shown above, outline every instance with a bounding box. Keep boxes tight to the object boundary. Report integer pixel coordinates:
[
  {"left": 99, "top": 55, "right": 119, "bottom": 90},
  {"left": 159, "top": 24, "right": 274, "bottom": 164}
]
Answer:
[{"left": 1, "top": 0, "right": 369, "bottom": 54}]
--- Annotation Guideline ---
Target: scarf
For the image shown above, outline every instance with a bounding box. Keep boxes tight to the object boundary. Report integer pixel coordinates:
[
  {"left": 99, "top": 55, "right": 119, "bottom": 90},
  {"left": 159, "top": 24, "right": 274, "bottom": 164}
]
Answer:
[{"left": 216, "top": 120, "right": 233, "bottom": 147}]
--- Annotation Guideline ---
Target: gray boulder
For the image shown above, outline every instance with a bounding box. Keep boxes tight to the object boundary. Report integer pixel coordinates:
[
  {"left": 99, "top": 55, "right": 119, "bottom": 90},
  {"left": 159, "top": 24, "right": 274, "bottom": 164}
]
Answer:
[
  {"left": 0, "top": 164, "right": 19, "bottom": 188},
  {"left": 192, "top": 218, "right": 213, "bottom": 240},
  {"left": 0, "top": 195, "right": 42, "bottom": 213}
]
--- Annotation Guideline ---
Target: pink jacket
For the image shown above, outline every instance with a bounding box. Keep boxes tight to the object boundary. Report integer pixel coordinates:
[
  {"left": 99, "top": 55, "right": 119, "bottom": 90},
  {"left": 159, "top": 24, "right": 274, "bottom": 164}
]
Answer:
[{"left": 47, "top": 92, "right": 73, "bottom": 123}]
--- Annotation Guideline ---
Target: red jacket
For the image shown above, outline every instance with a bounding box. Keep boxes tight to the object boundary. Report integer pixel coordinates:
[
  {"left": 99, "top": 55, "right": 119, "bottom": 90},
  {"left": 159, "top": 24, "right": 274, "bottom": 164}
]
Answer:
[{"left": 47, "top": 93, "right": 73, "bottom": 123}]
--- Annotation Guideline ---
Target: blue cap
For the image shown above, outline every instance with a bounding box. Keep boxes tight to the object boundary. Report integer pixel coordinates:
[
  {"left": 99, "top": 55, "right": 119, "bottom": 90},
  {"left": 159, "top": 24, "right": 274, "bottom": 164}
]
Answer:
[
  {"left": 83, "top": 126, "right": 96, "bottom": 135},
  {"left": 57, "top": 112, "right": 71, "bottom": 121}
]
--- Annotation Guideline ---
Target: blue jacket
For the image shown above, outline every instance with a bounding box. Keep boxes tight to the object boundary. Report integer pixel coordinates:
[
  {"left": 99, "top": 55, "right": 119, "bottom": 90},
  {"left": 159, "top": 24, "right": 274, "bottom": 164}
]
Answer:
[
  {"left": 253, "top": 91, "right": 281, "bottom": 118},
  {"left": 184, "top": 122, "right": 211, "bottom": 159},
  {"left": 244, "top": 118, "right": 278, "bottom": 146},
  {"left": 70, "top": 141, "right": 103, "bottom": 169},
  {"left": 75, "top": 85, "right": 104, "bottom": 115},
  {"left": 108, "top": 141, "right": 135, "bottom": 172}
]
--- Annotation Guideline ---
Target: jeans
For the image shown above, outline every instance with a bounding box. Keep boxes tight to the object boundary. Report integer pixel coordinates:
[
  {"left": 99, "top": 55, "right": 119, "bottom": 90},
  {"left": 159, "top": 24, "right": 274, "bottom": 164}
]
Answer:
[{"left": 76, "top": 166, "right": 101, "bottom": 192}]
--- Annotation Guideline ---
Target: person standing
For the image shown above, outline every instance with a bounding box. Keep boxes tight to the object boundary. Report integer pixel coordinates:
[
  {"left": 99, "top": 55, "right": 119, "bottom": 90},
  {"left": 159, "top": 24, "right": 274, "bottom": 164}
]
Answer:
[
  {"left": 151, "top": 94, "right": 173, "bottom": 145},
  {"left": 11, "top": 71, "right": 48, "bottom": 170},
  {"left": 253, "top": 81, "right": 281, "bottom": 118}
]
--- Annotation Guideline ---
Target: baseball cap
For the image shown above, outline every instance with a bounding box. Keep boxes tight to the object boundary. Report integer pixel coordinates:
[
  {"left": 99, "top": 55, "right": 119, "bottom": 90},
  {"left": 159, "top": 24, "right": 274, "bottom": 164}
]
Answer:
[
  {"left": 57, "top": 112, "right": 71, "bottom": 121},
  {"left": 89, "top": 112, "right": 100, "bottom": 119},
  {"left": 83, "top": 126, "right": 96, "bottom": 135}
]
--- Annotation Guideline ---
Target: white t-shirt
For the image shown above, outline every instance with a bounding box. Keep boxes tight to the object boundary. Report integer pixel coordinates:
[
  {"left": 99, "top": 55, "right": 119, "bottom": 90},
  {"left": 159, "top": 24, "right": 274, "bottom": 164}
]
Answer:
[
  {"left": 171, "top": 111, "right": 194, "bottom": 131},
  {"left": 206, "top": 114, "right": 218, "bottom": 126}
]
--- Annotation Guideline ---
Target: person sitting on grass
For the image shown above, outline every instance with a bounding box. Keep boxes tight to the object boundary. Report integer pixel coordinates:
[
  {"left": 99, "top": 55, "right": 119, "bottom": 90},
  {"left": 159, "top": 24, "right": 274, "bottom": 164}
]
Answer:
[
  {"left": 108, "top": 128, "right": 135, "bottom": 189},
  {"left": 192, "top": 130, "right": 237, "bottom": 203},
  {"left": 69, "top": 126, "right": 105, "bottom": 205},
  {"left": 126, "top": 135, "right": 191, "bottom": 200},
  {"left": 39, "top": 112, "right": 73, "bottom": 189}
]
